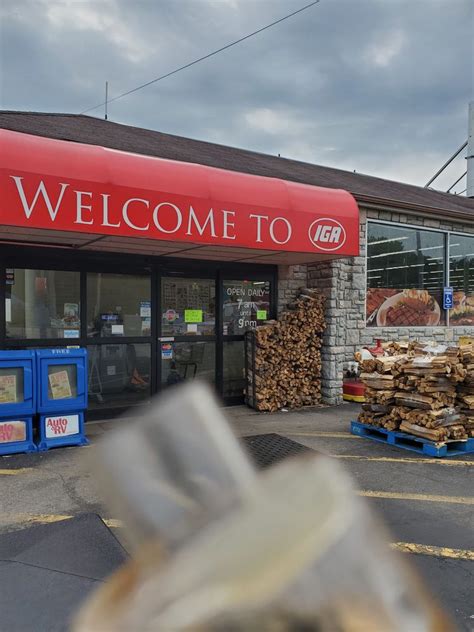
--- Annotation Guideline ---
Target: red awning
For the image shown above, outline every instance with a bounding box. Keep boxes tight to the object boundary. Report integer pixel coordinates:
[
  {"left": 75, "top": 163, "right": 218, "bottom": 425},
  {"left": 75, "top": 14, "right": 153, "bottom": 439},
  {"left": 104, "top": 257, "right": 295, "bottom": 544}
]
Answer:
[{"left": 0, "top": 129, "right": 359, "bottom": 264}]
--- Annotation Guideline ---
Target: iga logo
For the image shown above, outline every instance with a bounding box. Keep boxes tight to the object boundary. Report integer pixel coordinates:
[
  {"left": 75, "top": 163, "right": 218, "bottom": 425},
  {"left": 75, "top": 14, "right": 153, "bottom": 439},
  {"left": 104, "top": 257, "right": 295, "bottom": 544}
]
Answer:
[{"left": 308, "top": 218, "right": 346, "bottom": 252}]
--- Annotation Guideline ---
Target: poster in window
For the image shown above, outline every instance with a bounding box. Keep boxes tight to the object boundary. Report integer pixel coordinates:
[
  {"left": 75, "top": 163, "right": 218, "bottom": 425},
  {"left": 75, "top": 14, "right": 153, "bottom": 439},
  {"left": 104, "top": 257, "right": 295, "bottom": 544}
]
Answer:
[
  {"left": 64, "top": 303, "right": 80, "bottom": 327},
  {"left": 366, "top": 289, "right": 441, "bottom": 327},
  {"left": 450, "top": 292, "right": 474, "bottom": 326},
  {"left": 49, "top": 370, "right": 73, "bottom": 400},
  {"left": 0, "top": 375, "right": 17, "bottom": 404}
]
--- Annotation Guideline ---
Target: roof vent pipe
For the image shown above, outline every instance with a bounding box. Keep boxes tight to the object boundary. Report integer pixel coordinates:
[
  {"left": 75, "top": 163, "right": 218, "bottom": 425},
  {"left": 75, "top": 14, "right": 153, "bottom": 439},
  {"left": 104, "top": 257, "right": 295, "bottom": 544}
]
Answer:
[{"left": 467, "top": 101, "right": 474, "bottom": 198}]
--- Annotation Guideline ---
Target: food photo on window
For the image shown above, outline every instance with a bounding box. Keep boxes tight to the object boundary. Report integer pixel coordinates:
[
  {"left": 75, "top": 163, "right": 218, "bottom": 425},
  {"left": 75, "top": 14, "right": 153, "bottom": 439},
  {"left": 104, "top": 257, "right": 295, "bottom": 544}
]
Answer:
[{"left": 366, "top": 223, "right": 445, "bottom": 327}]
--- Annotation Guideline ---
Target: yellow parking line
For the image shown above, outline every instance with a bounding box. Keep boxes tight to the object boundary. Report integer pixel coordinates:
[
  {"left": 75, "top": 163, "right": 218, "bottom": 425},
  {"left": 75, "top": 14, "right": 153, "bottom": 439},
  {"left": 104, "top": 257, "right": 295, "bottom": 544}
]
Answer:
[
  {"left": 0, "top": 468, "right": 33, "bottom": 476},
  {"left": 102, "top": 518, "right": 123, "bottom": 528},
  {"left": 286, "top": 431, "right": 359, "bottom": 439},
  {"left": 1, "top": 512, "right": 472, "bottom": 562},
  {"left": 391, "top": 542, "right": 474, "bottom": 561},
  {"left": 359, "top": 490, "right": 474, "bottom": 505},
  {"left": 328, "top": 454, "right": 474, "bottom": 467},
  {"left": 0, "top": 513, "right": 73, "bottom": 525},
  {"left": 0, "top": 513, "right": 122, "bottom": 529}
]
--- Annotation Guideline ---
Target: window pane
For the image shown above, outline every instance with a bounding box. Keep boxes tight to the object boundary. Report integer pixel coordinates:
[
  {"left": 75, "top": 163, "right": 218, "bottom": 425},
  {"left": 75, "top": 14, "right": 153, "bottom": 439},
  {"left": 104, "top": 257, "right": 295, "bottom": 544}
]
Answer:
[
  {"left": 5, "top": 269, "right": 80, "bottom": 339},
  {"left": 0, "top": 367, "right": 24, "bottom": 403},
  {"left": 367, "top": 223, "right": 445, "bottom": 327},
  {"left": 88, "top": 344, "right": 151, "bottom": 410},
  {"left": 87, "top": 273, "right": 151, "bottom": 338},
  {"left": 161, "top": 341, "right": 215, "bottom": 386},
  {"left": 223, "top": 280, "right": 271, "bottom": 335},
  {"left": 161, "top": 278, "right": 215, "bottom": 336},
  {"left": 223, "top": 341, "right": 245, "bottom": 399},
  {"left": 450, "top": 235, "right": 474, "bottom": 325}
]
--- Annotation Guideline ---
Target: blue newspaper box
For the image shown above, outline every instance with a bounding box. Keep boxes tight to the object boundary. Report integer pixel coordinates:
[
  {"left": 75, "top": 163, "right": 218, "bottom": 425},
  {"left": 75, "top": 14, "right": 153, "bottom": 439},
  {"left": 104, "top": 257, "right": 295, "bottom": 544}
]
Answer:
[
  {"left": 0, "top": 416, "right": 36, "bottom": 455},
  {"left": 0, "top": 350, "right": 36, "bottom": 418},
  {"left": 36, "top": 348, "right": 88, "bottom": 413},
  {"left": 37, "top": 410, "right": 87, "bottom": 451},
  {"left": 36, "top": 348, "right": 89, "bottom": 450}
]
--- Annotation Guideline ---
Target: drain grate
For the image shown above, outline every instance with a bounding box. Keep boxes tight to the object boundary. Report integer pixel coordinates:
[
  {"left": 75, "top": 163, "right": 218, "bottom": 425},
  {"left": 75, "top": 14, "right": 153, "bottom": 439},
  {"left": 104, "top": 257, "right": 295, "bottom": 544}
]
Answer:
[{"left": 241, "top": 433, "right": 312, "bottom": 469}]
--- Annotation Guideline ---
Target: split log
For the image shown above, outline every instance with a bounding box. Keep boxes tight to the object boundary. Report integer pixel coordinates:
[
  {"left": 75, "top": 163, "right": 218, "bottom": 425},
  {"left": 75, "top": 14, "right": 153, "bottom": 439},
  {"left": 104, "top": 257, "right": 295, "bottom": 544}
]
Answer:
[{"left": 399, "top": 421, "right": 448, "bottom": 442}]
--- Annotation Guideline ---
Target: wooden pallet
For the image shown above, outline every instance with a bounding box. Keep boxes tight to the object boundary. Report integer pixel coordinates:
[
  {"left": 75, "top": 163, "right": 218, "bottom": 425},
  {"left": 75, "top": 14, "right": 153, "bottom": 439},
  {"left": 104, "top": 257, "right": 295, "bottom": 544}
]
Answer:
[{"left": 351, "top": 421, "right": 474, "bottom": 458}]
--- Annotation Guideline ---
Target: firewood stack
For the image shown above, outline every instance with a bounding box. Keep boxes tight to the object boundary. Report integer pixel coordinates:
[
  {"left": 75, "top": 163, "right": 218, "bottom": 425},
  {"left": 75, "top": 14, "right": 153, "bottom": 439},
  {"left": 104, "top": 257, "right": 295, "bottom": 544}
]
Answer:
[
  {"left": 359, "top": 355, "right": 406, "bottom": 431},
  {"left": 456, "top": 343, "right": 474, "bottom": 438},
  {"left": 359, "top": 342, "right": 473, "bottom": 442},
  {"left": 246, "top": 288, "right": 325, "bottom": 412}
]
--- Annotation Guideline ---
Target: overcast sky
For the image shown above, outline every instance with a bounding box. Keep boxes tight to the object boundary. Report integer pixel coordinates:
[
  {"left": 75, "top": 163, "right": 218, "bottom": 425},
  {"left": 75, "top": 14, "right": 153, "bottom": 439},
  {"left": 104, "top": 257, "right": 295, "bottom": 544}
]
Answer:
[{"left": 1, "top": 0, "right": 473, "bottom": 193}]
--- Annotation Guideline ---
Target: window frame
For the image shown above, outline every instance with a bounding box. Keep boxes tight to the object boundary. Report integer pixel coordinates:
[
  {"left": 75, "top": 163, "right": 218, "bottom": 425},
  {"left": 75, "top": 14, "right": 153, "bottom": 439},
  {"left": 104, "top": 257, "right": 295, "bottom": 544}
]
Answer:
[
  {"left": 0, "top": 244, "right": 278, "bottom": 415},
  {"left": 364, "top": 217, "right": 474, "bottom": 329}
]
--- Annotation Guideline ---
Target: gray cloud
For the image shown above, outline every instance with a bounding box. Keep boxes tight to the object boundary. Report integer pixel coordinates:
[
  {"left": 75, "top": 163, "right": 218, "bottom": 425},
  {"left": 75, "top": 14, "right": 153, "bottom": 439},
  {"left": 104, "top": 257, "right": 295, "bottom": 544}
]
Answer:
[{"left": 1, "top": 0, "right": 472, "bottom": 193}]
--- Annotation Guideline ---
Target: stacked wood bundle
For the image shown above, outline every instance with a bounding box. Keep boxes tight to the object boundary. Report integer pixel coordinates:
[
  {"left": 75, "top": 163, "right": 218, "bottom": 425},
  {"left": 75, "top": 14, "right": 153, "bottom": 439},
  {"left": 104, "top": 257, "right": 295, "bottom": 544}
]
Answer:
[
  {"left": 358, "top": 355, "right": 407, "bottom": 430},
  {"left": 247, "top": 288, "right": 325, "bottom": 412},
  {"left": 359, "top": 342, "right": 472, "bottom": 442},
  {"left": 456, "top": 343, "right": 474, "bottom": 438},
  {"left": 381, "top": 341, "right": 409, "bottom": 356}
]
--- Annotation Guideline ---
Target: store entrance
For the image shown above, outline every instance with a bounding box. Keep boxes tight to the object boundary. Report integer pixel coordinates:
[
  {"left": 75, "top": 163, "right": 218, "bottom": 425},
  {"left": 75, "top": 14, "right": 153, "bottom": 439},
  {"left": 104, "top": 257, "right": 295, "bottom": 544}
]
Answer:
[
  {"left": 158, "top": 273, "right": 274, "bottom": 404},
  {"left": 159, "top": 276, "right": 217, "bottom": 391},
  {"left": 1, "top": 249, "right": 277, "bottom": 418},
  {"left": 221, "top": 278, "right": 272, "bottom": 404}
]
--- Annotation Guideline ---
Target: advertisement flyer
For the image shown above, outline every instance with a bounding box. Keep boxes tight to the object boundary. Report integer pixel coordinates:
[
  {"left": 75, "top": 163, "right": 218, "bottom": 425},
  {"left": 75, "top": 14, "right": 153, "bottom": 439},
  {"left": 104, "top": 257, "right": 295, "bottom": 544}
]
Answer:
[
  {"left": 161, "top": 343, "right": 173, "bottom": 360},
  {"left": 49, "top": 370, "right": 73, "bottom": 400},
  {"left": 140, "top": 301, "right": 151, "bottom": 318},
  {"left": 184, "top": 309, "right": 203, "bottom": 323},
  {"left": 0, "top": 420, "right": 26, "bottom": 443},
  {"left": 0, "top": 374, "right": 17, "bottom": 404},
  {"left": 366, "top": 288, "right": 442, "bottom": 327}
]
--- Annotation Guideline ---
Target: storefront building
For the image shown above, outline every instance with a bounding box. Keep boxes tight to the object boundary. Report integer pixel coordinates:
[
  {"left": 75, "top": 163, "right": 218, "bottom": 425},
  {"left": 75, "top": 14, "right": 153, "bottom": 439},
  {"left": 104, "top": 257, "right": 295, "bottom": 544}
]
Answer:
[
  {"left": 0, "top": 112, "right": 473, "bottom": 414},
  {"left": 0, "top": 113, "right": 360, "bottom": 417}
]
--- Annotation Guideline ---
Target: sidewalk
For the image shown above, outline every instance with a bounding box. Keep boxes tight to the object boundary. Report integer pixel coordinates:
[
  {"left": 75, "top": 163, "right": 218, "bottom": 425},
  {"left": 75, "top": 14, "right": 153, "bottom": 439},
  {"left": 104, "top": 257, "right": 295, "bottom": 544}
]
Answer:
[{"left": 85, "top": 401, "right": 359, "bottom": 441}]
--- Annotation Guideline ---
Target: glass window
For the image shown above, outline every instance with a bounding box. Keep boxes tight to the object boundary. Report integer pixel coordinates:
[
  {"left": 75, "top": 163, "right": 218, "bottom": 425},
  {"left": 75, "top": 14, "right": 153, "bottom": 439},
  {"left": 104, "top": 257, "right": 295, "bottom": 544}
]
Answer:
[
  {"left": 366, "top": 223, "right": 445, "bottom": 327},
  {"left": 5, "top": 269, "right": 80, "bottom": 339},
  {"left": 0, "top": 367, "right": 24, "bottom": 403},
  {"left": 161, "top": 341, "right": 215, "bottom": 386},
  {"left": 161, "top": 278, "right": 215, "bottom": 336},
  {"left": 450, "top": 234, "right": 474, "bottom": 326},
  {"left": 223, "top": 341, "right": 245, "bottom": 399},
  {"left": 88, "top": 343, "right": 151, "bottom": 410},
  {"left": 87, "top": 273, "right": 151, "bottom": 338},
  {"left": 223, "top": 280, "right": 271, "bottom": 335}
]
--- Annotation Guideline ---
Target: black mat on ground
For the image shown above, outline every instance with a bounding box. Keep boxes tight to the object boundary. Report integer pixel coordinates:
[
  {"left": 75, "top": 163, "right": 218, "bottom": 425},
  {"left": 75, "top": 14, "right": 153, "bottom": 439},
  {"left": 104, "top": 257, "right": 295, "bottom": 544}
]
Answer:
[
  {"left": 0, "top": 513, "right": 127, "bottom": 632},
  {"left": 241, "top": 433, "right": 311, "bottom": 468}
]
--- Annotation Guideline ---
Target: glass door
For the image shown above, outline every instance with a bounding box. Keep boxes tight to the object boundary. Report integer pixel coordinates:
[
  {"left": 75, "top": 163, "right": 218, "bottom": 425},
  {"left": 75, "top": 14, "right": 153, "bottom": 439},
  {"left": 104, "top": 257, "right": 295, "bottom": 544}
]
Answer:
[
  {"left": 221, "top": 278, "right": 272, "bottom": 403},
  {"left": 159, "top": 276, "right": 216, "bottom": 390}
]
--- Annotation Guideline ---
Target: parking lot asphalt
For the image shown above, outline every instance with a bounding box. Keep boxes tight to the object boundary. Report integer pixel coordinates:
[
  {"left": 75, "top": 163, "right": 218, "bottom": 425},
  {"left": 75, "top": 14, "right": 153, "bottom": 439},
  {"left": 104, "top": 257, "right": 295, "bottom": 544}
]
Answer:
[{"left": 0, "top": 401, "right": 473, "bottom": 629}]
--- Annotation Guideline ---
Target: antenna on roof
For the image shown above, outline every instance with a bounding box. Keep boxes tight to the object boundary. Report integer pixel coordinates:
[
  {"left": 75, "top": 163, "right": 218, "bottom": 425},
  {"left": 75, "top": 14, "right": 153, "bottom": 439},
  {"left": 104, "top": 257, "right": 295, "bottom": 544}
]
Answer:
[{"left": 105, "top": 81, "right": 109, "bottom": 120}]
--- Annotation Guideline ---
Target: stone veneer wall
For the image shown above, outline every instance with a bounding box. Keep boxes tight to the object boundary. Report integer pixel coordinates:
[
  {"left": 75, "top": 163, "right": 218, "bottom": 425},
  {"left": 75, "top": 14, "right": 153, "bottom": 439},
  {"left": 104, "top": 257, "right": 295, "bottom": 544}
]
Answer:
[
  {"left": 277, "top": 264, "right": 308, "bottom": 314},
  {"left": 276, "top": 208, "right": 474, "bottom": 406},
  {"left": 306, "top": 207, "right": 474, "bottom": 405}
]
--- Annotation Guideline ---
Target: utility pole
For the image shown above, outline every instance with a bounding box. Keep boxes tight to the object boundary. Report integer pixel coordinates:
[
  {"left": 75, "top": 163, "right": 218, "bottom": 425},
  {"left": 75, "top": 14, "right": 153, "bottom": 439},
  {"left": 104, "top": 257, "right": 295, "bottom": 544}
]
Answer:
[
  {"left": 467, "top": 101, "right": 474, "bottom": 197},
  {"left": 105, "top": 81, "right": 109, "bottom": 120}
]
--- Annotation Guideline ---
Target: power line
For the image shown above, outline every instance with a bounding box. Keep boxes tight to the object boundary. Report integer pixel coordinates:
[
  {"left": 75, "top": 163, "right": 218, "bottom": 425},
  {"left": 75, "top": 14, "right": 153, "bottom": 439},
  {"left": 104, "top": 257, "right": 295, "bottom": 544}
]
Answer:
[
  {"left": 446, "top": 170, "right": 467, "bottom": 193},
  {"left": 424, "top": 141, "right": 468, "bottom": 188},
  {"left": 80, "top": 0, "right": 321, "bottom": 116}
]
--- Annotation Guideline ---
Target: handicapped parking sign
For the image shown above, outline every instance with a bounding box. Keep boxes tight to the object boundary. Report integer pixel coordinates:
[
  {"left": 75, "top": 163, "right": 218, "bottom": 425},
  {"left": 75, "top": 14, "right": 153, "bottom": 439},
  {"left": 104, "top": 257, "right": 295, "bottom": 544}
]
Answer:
[{"left": 443, "top": 287, "right": 453, "bottom": 310}]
